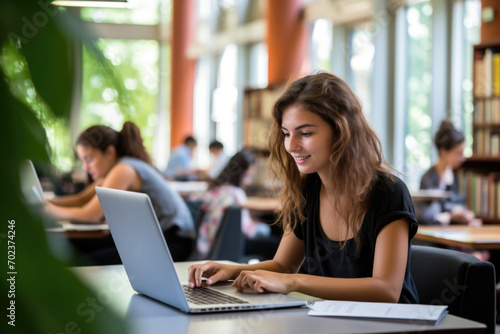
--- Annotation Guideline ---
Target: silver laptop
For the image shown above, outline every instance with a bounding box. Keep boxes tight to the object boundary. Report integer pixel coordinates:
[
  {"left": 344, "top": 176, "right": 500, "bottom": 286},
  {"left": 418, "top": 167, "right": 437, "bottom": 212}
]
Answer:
[
  {"left": 95, "top": 187, "right": 306, "bottom": 313},
  {"left": 20, "top": 159, "right": 45, "bottom": 205}
]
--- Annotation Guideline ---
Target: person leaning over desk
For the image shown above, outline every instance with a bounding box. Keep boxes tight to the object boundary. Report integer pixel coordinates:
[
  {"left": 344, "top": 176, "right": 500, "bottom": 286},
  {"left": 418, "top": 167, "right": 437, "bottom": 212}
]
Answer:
[
  {"left": 417, "top": 119, "right": 481, "bottom": 226},
  {"left": 188, "top": 72, "right": 419, "bottom": 303},
  {"left": 44, "top": 121, "right": 196, "bottom": 262},
  {"left": 190, "top": 149, "right": 277, "bottom": 260}
]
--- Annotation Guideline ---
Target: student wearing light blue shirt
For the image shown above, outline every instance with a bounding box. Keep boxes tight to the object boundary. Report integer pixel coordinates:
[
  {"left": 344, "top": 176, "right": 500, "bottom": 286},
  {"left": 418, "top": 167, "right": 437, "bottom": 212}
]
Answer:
[{"left": 164, "top": 136, "right": 198, "bottom": 181}]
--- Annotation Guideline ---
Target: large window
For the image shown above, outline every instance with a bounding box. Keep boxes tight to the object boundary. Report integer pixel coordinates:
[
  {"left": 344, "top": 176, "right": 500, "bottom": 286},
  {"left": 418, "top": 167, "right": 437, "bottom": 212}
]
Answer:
[
  {"left": 348, "top": 22, "right": 374, "bottom": 121},
  {"left": 404, "top": 1, "right": 433, "bottom": 187},
  {"left": 248, "top": 42, "right": 268, "bottom": 88},
  {"left": 76, "top": 0, "right": 169, "bottom": 169},
  {"left": 212, "top": 44, "right": 239, "bottom": 155},
  {"left": 459, "top": 0, "right": 481, "bottom": 157},
  {"left": 311, "top": 18, "right": 333, "bottom": 72},
  {"left": 80, "top": 0, "right": 161, "bottom": 24},
  {"left": 81, "top": 39, "right": 160, "bottom": 156}
]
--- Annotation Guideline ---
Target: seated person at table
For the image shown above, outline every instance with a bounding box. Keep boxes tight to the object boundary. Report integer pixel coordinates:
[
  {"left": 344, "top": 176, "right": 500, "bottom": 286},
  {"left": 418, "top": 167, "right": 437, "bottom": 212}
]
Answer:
[
  {"left": 188, "top": 72, "right": 419, "bottom": 303},
  {"left": 163, "top": 135, "right": 199, "bottom": 181},
  {"left": 190, "top": 149, "right": 276, "bottom": 259},
  {"left": 416, "top": 119, "right": 481, "bottom": 226},
  {"left": 416, "top": 120, "right": 488, "bottom": 261},
  {"left": 206, "top": 140, "right": 230, "bottom": 179},
  {"left": 44, "top": 121, "right": 196, "bottom": 263}
]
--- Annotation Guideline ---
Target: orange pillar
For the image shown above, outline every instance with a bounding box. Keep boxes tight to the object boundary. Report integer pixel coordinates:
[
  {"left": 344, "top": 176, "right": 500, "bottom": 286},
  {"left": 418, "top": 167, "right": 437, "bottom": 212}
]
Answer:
[
  {"left": 170, "top": 0, "right": 196, "bottom": 148},
  {"left": 266, "top": 0, "right": 309, "bottom": 86},
  {"left": 481, "top": 0, "right": 500, "bottom": 43}
]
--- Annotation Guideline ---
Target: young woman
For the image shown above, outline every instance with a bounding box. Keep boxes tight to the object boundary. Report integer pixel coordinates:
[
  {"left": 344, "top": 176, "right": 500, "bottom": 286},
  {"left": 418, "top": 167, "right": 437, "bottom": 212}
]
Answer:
[
  {"left": 190, "top": 149, "right": 275, "bottom": 259},
  {"left": 417, "top": 119, "right": 481, "bottom": 226},
  {"left": 188, "top": 73, "right": 419, "bottom": 303},
  {"left": 44, "top": 121, "right": 196, "bottom": 262}
]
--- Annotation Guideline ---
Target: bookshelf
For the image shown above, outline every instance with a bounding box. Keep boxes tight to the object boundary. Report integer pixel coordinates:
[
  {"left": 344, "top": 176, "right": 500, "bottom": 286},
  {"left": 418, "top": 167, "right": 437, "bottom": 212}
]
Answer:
[
  {"left": 460, "top": 40, "right": 500, "bottom": 224},
  {"left": 242, "top": 86, "right": 282, "bottom": 150},
  {"left": 242, "top": 86, "right": 283, "bottom": 193}
]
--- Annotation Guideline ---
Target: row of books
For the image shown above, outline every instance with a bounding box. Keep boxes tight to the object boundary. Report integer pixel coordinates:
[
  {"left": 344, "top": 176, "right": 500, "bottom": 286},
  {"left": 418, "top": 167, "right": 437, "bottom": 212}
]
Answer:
[
  {"left": 474, "top": 47, "right": 500, "bottom": 98},
  {"left": 474, "top": 97, "right": 500, "bottom": 124},
  {"left": 473, "top": 129, "right": 500, "bottom": 156},
  {"left": 244, "top": 88, "right": 281, "bottom": 120},
  {"left": 457, "top": 170, "right": 500, "bottom": 219},
  {"left": 243, "top": 118, "right": 271, "bottom": 149}
]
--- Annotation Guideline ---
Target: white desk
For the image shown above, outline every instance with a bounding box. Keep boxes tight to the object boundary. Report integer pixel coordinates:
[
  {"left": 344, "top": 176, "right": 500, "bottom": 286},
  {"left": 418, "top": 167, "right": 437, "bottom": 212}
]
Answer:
[
  {"left": 168, "top": 181, "right": 209, "bottom": 198},
  {"left": 71, "top": 264, "right": 486, "bottom": 334},
  {"left": 46, "top": 222, "right": 110, "bottom": 239}
]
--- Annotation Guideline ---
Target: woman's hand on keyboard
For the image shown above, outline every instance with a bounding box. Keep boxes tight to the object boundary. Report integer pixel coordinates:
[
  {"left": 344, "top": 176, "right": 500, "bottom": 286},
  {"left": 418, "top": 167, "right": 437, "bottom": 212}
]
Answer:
[
  {"left": 232, "top": 270, "right": 296, "bottom": 294},
  {"left": 188, "top": 261, "right": 237, "bottom": 288}
]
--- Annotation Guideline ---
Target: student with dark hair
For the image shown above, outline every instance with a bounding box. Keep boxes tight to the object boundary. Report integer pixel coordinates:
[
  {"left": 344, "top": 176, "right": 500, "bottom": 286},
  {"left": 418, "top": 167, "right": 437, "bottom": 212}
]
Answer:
[
  {"left": 188, "top": 73, "right": 419, "bottom": 303},
  {"left": 207, "top": 140, "right": 230, "bottom": 179},
  {"left": 163, "top": 135, "right": 199, "bottom": 181},
  {"left": 417, "top": 119, "right": 481, "bottom": 226},
  {"left": 44, "top": 121, "right": 195, "bottom": 262},
  {"left": 191, "top": 149, "right": 273, "bottom": 259}
]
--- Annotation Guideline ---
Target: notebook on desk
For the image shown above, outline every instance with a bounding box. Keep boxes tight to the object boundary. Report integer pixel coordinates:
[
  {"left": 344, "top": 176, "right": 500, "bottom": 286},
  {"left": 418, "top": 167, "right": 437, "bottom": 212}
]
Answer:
[{"left": 95, "top": 187, "right": 306, "bottom": 314}]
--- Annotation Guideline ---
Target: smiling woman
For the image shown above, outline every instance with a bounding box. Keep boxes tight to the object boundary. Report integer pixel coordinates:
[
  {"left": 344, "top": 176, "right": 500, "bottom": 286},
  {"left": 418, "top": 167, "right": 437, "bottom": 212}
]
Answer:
[{"left": 187, "top": 72, "right": 420, "bottom": 304}]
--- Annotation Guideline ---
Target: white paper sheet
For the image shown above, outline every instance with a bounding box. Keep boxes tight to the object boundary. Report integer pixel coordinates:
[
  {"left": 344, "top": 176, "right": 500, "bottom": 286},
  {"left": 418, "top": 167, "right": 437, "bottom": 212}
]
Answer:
[{"left": 307, "top": 301, "right": 448, "bottom": 325}]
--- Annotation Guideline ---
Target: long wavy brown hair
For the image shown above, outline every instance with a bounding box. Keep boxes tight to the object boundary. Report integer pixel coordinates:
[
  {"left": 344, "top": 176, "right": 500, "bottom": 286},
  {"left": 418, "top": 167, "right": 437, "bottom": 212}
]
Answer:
[{"left": 268, "top": 72, "right": 394, "bottom": 248}]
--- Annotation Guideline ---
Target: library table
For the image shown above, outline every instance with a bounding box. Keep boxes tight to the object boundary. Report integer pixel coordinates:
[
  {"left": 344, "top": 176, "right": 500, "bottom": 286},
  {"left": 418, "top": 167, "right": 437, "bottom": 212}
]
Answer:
[
  {"left": 46, "top": 221, "right": 110, "bottom": 239},
  {"left": 415, "top": 225, "right": 500, "bottom": 250},
  {"left": 410, "top": 189, "right": 452, "bottom": 201},
  {"left": 70, "top": 263, "right": 486, "bottom": 334},
  {"left": 168, "top": 180, "right": 209, "bottom": 198},
  {"left": 242, "top": 196, "right": 280, "bottom": 214}
]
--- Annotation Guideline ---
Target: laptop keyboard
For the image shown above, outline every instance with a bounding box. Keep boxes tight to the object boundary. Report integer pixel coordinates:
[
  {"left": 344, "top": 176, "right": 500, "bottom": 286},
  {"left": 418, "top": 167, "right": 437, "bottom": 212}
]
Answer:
[{"left": 182, "top": 285, "right": 249, "bottom": 305}]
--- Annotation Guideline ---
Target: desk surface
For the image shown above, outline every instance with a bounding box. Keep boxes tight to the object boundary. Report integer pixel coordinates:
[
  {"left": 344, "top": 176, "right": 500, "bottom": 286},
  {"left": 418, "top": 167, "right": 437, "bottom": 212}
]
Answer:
[
  {"left": 416, "top": 225, "right": 500, "bottom": 250},
  {"left": 46, "top": 222, "right": 110, "bottom": 239},
  {"left": 71, "top": 263, "right": 486, "bottom": 334},
  {"left": 168, "top": 181, "right": 209, "bottom": 198},
  {"left": 410, "top": 189, "right": 452, "bottom": 201},
  {"left": 243, "top": 197, "right": 280, "bottom": 213}
]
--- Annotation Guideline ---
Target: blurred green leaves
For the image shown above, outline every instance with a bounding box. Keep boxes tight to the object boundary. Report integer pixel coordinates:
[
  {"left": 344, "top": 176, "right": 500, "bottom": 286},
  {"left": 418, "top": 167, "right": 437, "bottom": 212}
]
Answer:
[{"left": 0, "top": 0, "right": 129, "bottom": 333}]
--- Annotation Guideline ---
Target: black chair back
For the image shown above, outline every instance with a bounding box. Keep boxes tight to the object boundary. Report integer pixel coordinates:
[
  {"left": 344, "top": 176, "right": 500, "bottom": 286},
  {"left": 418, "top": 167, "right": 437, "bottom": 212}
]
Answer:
[
  {"left": 207, "top": 206, "right": 244, "bottom": 262},
  {"left": 411, "top": 245, "right": 496, "bottom": 334}
]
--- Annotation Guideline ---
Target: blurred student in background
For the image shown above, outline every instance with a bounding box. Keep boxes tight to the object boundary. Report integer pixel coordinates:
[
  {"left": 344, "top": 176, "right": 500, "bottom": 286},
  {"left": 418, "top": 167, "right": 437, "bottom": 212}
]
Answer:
[
  {"left": 44, "top": 121, "right": 195, "bottom": 263},
  {"left": 163, "top": 135, "right": 199, "bottom": 181},
  {"left": 416, "top": 119, "right": 487, "bottom": 261},
  {"left": 417, "top": 119, "right": 481, "bottom": 227},
  {"left": 191, "top": 149, "right": 277, "bottom": 260},
  {"left": 206, "top": 140, "right": 230, "bottom": 179}
]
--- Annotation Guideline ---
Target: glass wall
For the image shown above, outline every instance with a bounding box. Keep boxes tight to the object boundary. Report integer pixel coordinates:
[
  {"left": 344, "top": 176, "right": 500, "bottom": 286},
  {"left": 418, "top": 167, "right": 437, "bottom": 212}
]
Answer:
[
  {"left": 248, "top": 42, "right": 268, "bottom": 88},
  {"left": 81, "top": 39, "right": 160, "bottom": 154},
  {"left": 348, "top": 22, "right": 374, "bottom": 121},
  {"left": 212, "top": 44, "right": 239, "bottom": 155},
  {"left": 311, "top": 18, "right": 333, "bottom": 72},
  {"left": 80, "top": 0, "right": 162, "bottom": 24},
  {"left": 76, "top": 0, "right": 169, "bottom": 169},
  {"left": 404, "top": 1, "right": 433, "bottom": 187},
  {"left": 460, "top": 0, "right": 481, "bottom": 157}
]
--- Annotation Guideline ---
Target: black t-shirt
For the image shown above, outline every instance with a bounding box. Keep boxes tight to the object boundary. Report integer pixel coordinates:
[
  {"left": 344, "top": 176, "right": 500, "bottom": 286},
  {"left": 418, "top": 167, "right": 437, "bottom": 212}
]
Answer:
[{"left": 293, "top": 172, "right": 419, "bottom": 304}]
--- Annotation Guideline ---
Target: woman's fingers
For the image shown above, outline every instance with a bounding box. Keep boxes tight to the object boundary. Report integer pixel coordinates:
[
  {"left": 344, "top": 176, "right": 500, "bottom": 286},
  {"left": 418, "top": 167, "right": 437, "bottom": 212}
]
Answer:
[
  {"left": 188, "top": 261, "right": 232, "bottom": 287},
  {"left": 188, "top": 261, "right": 215, "bottom": 287},
  {"left": 232, "top": 270, "right": 266, "bottom": 293}
]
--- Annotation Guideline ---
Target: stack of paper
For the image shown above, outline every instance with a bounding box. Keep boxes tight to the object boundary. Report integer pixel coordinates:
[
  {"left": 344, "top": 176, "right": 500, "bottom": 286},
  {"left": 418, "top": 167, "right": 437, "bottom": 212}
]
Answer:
[{"left": 307, "top": 301, "right": 448, "bottom": 325}]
